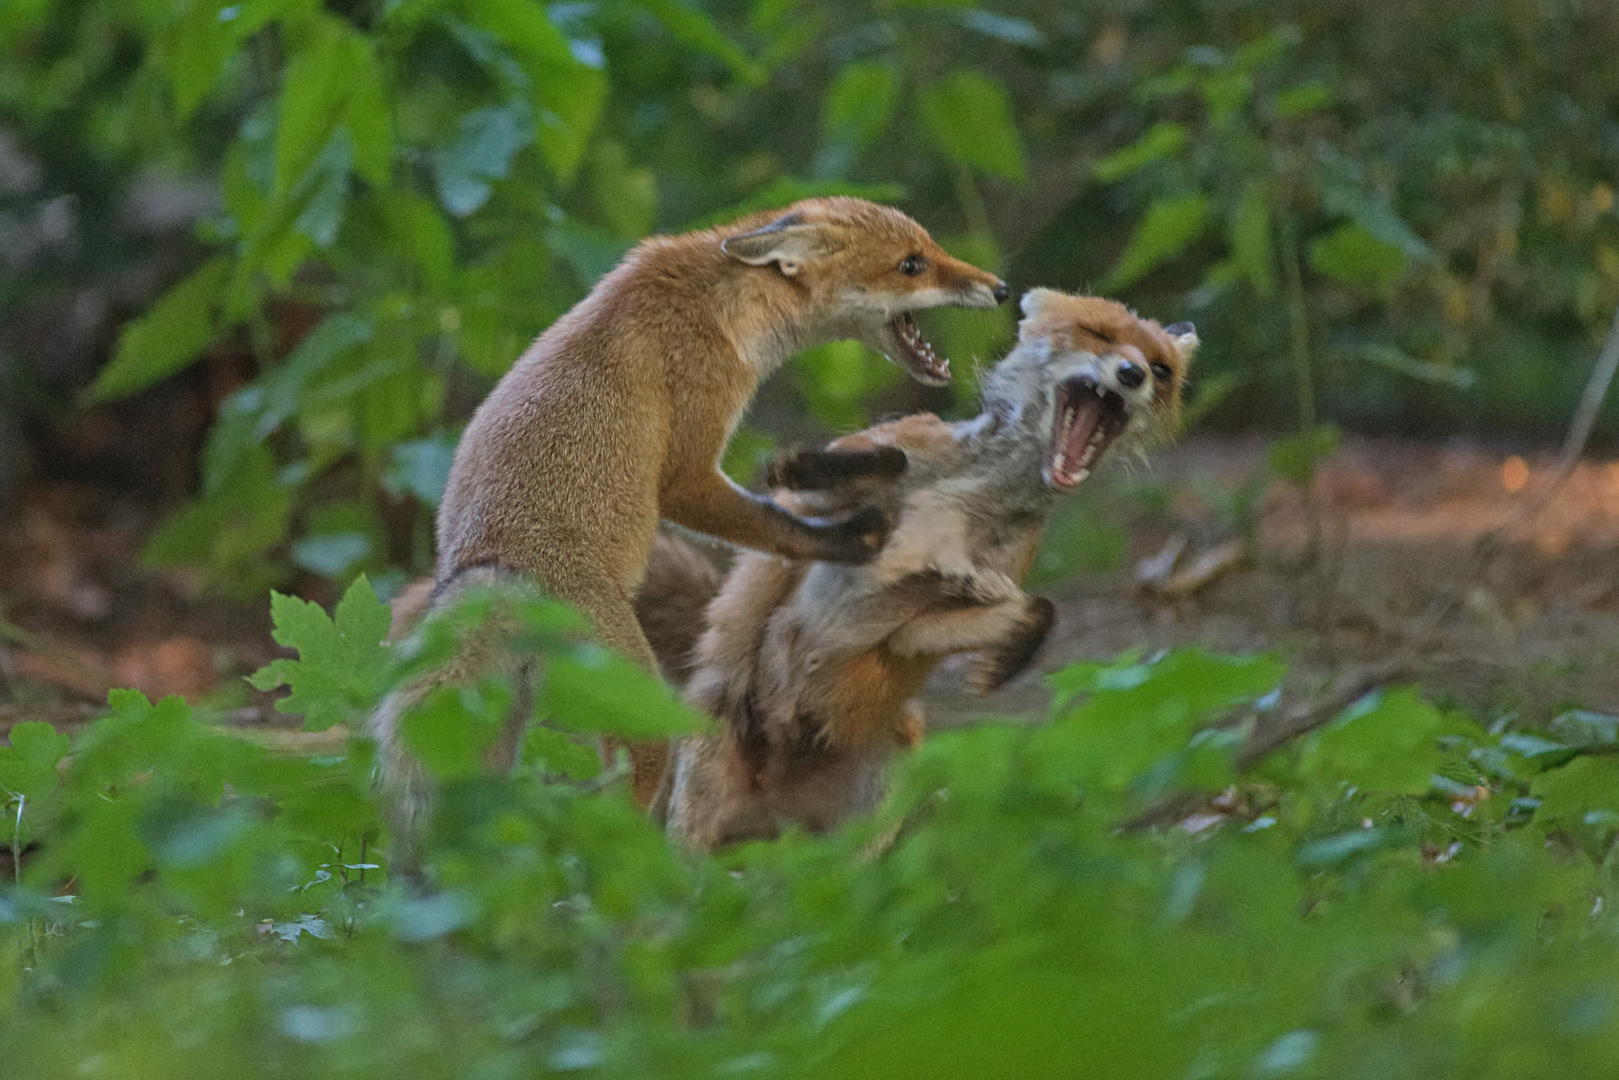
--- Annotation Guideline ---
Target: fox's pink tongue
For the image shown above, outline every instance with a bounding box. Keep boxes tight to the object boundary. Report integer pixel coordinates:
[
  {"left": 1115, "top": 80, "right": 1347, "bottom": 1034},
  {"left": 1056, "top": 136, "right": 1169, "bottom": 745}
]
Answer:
[{"left": 1052, "top": 395, "right": 1103, "bottom": 485}]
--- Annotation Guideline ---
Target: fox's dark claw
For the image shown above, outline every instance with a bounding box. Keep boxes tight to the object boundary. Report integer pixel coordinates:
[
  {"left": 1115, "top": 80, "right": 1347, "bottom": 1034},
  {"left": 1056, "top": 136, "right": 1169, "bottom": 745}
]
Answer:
[
  {"left": 968, "top": 596, "right": 1055, "bottom": 694},
  {"left": 769, "top": 445, "right": 908, "bottom": 492},
  {"left": 801, "top": 504, "right": 893, "bottom": 564}
]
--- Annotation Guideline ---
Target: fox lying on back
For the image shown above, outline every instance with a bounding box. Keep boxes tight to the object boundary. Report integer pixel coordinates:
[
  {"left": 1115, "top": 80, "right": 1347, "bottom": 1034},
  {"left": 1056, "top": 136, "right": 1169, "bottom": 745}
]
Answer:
[{"left": 638, "top": 291, "right": 1198, "bottom": 850}]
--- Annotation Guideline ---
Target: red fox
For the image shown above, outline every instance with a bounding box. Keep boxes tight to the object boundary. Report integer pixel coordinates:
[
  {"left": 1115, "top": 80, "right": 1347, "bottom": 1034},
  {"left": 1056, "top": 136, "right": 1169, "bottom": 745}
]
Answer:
[
  {"left": 371, "top": 198, "right": 1007, "bottom": 844},
  {"left": 639, "top": 290, "right": 1198, "bottom": 850}
]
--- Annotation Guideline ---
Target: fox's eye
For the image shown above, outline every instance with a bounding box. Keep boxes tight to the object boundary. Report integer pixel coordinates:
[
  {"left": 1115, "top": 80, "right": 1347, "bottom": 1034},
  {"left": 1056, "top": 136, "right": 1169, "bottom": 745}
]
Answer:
[
  {"left": 898, "top": 255, "right": 928, "bottom": 276},
  {"left": 1150, "top": 362, "right": 1174, "bottom": 382}
]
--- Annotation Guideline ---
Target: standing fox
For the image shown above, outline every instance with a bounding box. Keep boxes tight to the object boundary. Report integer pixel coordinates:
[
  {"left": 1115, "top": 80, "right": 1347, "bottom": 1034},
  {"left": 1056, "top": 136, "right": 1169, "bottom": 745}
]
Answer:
[
  {"left": 371, "top": 198, "right": 1008, "bottom": 840},
  {"left": 637, "top": 291, "right": 1198, "bottom": 850}
]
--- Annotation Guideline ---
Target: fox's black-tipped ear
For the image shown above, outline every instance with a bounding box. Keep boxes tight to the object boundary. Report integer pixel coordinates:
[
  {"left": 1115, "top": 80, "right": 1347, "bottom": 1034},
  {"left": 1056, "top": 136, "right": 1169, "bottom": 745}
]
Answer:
[{"left": 722, "top": 214, "right": 834, "bottom": 277}]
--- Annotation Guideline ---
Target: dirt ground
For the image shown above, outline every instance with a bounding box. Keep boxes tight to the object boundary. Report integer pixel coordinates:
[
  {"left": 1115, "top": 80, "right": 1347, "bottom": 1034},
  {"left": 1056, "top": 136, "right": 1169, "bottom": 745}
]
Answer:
[{"left": 2, "top": 434, "right": 1617, "bottom": 738}]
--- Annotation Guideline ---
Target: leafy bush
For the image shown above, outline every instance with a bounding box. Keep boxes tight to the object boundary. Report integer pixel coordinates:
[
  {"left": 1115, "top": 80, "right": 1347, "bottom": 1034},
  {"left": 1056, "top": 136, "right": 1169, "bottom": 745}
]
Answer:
[
  {"left": 6, "top": 1, "right": 1618, "bottom": 592},
  {"left": 5, "top": 579, "right": 1619, "bottom": 1077}
]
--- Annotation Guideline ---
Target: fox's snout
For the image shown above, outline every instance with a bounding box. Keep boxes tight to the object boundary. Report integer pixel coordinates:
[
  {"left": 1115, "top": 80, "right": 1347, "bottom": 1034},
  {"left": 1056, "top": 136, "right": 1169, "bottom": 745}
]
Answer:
[{"left": 926, "top": 250, "right": 1009, "bottom": 308}]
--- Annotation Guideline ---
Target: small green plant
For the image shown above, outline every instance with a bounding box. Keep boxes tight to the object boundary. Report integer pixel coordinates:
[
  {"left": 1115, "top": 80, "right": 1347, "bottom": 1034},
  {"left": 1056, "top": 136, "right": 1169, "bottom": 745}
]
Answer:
[{"left": 5, "top": 574, "right": 1619, "bottom": 1077}]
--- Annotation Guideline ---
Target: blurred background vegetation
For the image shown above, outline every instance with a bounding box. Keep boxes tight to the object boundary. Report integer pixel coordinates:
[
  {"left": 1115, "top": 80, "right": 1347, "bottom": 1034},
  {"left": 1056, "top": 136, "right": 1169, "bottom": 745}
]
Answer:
[{"left": 2, "top": 0, "right": 1617, "bottom": 597}]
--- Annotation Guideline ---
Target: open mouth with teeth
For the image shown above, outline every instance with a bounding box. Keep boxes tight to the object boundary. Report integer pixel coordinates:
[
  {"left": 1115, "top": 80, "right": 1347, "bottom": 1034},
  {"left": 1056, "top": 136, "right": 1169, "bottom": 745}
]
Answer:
[
  {"left": 876, "top": 312, "right": 951, "bottom": 386},
  {"left": 1047, "top": 375, "right": 1130, "bottom": 490}
]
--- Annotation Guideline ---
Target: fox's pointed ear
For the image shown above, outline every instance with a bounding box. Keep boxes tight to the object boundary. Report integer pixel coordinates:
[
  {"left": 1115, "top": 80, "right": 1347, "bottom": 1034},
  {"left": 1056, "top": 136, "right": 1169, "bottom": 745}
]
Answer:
[
  {"left": 722, "top": 214, "right": 834, "bottom": 277},
  {"left": 1018, "top": 288, "right": 1063, "bottom": 321},
  {"left": 1016, "top": 288, "right": 1064, "bottom": 342},
  {"left": 1165, "top": 320, "right": 1199, "bottom": 364}
]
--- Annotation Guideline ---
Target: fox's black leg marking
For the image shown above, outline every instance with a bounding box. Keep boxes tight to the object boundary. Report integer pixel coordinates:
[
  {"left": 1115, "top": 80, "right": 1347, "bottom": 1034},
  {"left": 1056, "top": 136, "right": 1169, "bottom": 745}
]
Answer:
[
  {"left": 795, "top": 503, "right": 893, "bottom": 564},
  {"left": 969, "top": 596, "right": 1056, "bottom": 694},
  {"left": 768, "top": 445, "right": 907, "bottom": 491}
]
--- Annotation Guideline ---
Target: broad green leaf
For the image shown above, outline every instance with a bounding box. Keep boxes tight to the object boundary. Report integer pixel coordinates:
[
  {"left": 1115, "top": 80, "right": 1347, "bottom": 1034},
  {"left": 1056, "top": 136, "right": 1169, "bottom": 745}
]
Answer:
[
  {"left": 154, "top": 0, "right": 284, "bottom": 119},
  {"left": 290, "top": 532, "right": 372, "bottom": 578},
  {"left": 1361, "top": 345, "right": 1477, "bottom": 389},
  {"left": 1101, "top": 194, "right": 1212, "bottom": 291},
  {"left": 384, "top": 436, "right": 457, "bottom": 507},
  {"left": 1037, "top": 650, "right": 1284, "bottom": 796},
  {"left": 461, "top": 0, "right": 608, "bottom": 178},
  {"left": 1532, "top": 755, "right": 1619, "bottom": 827},
  {"left": 89, "top": 257, "right": 231, "bottom": 402},
  {"left": 1273, "top": 80, "right": 1332, "bottom": 118},
  {"left": 954, "top": 9, "right": 1046, "bottom": 48},
  {"left": 1309, "top": 222, "right": 1406, "bottom": 294},
  {"left": 822, "top": 62, "right": 900, "bottom": 150},
  {"left": 1092, "top": 122, "right": 1188, "bottom": 183},
  {"left": 274, "top": 18, "right": 391, "bottom": 197},
  {"left": 249, "top": 575, "right": 392, "bottom": 730},
  {"left": 144, "top": 445, "right": 293, "bottom": 596},
  {"left": 399, "top": 682, "right": 508, "bottom": 781},
  {"left": 1297, "top": 687, "right": 1443, "bottom": 795},
  {"left": 1231, "top": 180, "right": 1277, "bottom": 297},
  {"left": 0, "top": 722, "right": 70, "bottom": 802},
  {"left": 588, "top": 141, "right": 658, "bottom": 238},
  {"left": 636, "top": 0, "right": 767, "bottom": 85},
  {"left": 918, "top": 70, "right": 1029, "bottom": 185},
  {"left": 433, "top": 102, "right": 535, "bottom": 217},
  {"left": 542, "top": 645, "right": 706, "bottom": 737},
  {"left": 1267, "top": 424, "right": 1339, "bottom": 485},
  {"left": 204, "top": 312, "right": 375, "bottom": 492}
]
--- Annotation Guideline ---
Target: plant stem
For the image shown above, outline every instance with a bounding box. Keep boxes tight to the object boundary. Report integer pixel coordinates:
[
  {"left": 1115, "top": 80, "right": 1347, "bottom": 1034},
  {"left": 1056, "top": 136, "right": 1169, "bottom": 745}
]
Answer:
[{"left": 1276, "top": 208, "right": 1315, "bottom": 432}]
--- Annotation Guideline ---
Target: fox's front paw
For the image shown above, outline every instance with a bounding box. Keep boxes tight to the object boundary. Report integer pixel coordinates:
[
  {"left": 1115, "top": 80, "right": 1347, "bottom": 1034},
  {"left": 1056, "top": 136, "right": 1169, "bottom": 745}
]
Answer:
[
  {"left": 768, "top": 445, "right": 908, "bottom": 491},
  {"left": 967, "top": 597, "right": 1056, "bottom": 694},
  {"left": 806, "top": 504, "right": 893, "bottom": 563}
]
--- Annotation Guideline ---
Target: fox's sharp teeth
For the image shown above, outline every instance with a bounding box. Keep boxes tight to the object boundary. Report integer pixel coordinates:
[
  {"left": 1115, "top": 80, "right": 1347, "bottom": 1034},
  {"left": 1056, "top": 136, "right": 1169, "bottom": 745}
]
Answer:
[{"left": 1074, "top": 467, "right": 1090, "bottom": 484}]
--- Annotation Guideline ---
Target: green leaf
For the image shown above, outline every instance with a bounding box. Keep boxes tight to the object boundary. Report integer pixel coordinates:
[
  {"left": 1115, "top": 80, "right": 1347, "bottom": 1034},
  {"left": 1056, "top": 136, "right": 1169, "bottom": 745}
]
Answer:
[
  {"left": 249, "top": 575, "right": 392, "bottom": 731},
  {"left": 1230, "top": 180, "right": 1277, "bottom": 297},
  {"left": 1092, "top": 122, "right": 1188, "bottom": 183},
  {"left": 822, "top": 61, "right": 900, "bottom": 150},
  {"left": 1101, "top": 194, "right": 1212, "bottom": 291},
  {"left": 289, "top": 532, "right": 372, "bottom": 578},
  {"left": 636, "top": 0, "right": 767, "bottom": 85},
  {"left": 1273, "top": 80, "right": 1332, "bottom": 118},
  {"left": 588, "top": 141, "right": 658, "bottom": 238},
  {"left": 433, "top": 101, "right": 534, "bottom": 218},
  {"left": 542, "top": 645, "right": 706, "bottom": 737},
  {"left": 1309, "top": 222, "right": 1406, "bottom": 294},
  {"left": 792, "top": 340, "right": 902, "bottom": 430},
  {"left": 144, "top": 444, "right": 293, "bottom": 596},
  {"left": 89, "top": 257, "right": 232, "bottom": 402},
  {"left": 204, "top": 312, "right": 375, "bottom": 492},
  {"left": 384, "top": 437, "right": 457, "bottom": 507},
  {"left": 1037, "top": 650, "right": 1284, "bottom": 798},
  {"left": 1298, "top": 687, "right": 1444, "bottom": 795},
  {"left": 1266, "top": 424, "right": 1339, "bottom": 486},
  {"left": 461, "top": 0, "right": 608, "bottom": 179},
  {"left": 155, "top": 0, "right": 284, "bottom": 120},
  {"left": 273, "top": 18, "right": 392, "bottom": 198},
  {"left": 1532, "top": 755, "right": 1619, "bottom": 827},
  {"left": 0, "top": 722, "right": 70, "bottom": 802},
  {"left": 918, "top": 70, "right": 1029, "bottom": 185},
  {"left": 399, "top": 683, "right": 507, "bottom": 781}
]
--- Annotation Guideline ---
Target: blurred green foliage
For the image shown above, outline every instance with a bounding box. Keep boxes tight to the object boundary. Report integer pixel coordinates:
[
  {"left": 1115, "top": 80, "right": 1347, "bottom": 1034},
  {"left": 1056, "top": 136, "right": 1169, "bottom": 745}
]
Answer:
[
  {"left": 4, "top": 1, "right": 1619, "bottom": 592},
  {"left": 6, "top": 580, "right": 1619, "bottom": 1076}
]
